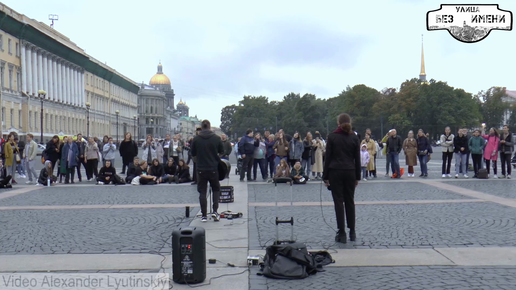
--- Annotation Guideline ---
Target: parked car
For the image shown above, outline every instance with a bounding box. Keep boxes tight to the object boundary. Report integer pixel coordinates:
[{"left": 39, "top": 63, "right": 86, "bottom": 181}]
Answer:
[{"left": 36, "top": 144, "right": 46, "bottom": 156}]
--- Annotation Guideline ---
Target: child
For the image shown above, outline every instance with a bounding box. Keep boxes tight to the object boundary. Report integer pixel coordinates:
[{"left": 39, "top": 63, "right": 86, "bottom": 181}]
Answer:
[{"left": 360, "top": 144, "right": 370, "bottom": 181}]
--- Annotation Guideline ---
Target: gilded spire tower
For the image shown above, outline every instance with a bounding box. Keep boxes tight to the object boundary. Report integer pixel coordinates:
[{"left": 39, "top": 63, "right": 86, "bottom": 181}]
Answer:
[{"left": 419, "top": 34, "right": 427, "bottom": 83}]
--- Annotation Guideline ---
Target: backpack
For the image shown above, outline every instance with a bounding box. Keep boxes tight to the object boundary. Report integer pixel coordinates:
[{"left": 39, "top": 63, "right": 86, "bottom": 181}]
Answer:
[
  {"left": 113, "top": 174, "right": 126, "bottom": 185},
  {"left": 259, "top": 242, "right": 319, "bottom": 279}
]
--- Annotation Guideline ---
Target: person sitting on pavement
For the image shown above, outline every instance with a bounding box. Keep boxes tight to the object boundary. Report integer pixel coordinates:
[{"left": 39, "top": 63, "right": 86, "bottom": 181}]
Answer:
[
  {"left": 125, "top": 157, "right": 140, "bottom": 184},
  {"left": 175, "top": 159, "right": 192, "bottom": 184},
  {"left": 163, "top": 158, "right": 178, "bottom": 184},
  {"left": 291, "top": 161, "right": 308, "bottom": 184},
  {"left": 135, "top": 161, "right": 158, "bottom": 185},
  {"left": 97, "top": 160, "right": 117, "bottom": 185},
  {"left": 37, "top": 161, "right": 57, "bottom": 186},
  {"left": 148, "top": 158, "right": 165, "bottom": 184},
  {"left": 0, "top": 159, "right": 13, "bottom": 188},
  {"left": 274, "top": 158, "right": 291, "bottom": 179}
]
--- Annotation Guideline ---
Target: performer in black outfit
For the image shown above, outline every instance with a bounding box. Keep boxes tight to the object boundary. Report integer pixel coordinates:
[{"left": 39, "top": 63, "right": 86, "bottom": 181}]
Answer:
[
  {"left": 323, "top": 113, "right": 361, "bottom": 243},
  {"left": 191, "top": 120, "right": 224, "bottom": 222}
]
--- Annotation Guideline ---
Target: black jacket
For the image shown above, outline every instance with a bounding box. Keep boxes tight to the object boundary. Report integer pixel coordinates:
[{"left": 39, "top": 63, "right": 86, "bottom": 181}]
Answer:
[
  {"left": 386, "top": 136, "right": 403, "bottom": 154},
  {"left": 302, "top": 139, "right": 312, "bottom": 160},
  {"left": 238, "top": 135, "right": 259, "bottom": 155},
  {"left": 0, "top": 166, "right": 7, "bottom": 180},
  {"left": 177, "top": 166, "right": 191, "bottom": 180},
  {"left": 453, "top": 135, "right": 469, "bottom": 153},
  {"left": 75, "top": 141, "right": 85, "bottom": 157},
  {"left": 416, "top": 136, "right": 431, "bottom": 152},
  {"left": 499, "top": 132, "right": 514, "bottom": 154},
  {"left": 164, "top": 164, "right": 177, "bottom": 175},
  {"left": 191, "top": 129, "right": 224, "bottom": 171},
  {"left": 119, "top": 140, "right": 138, "bottom": 158},
  {"left": 99, "top": 166, "right": 116, "bottom": 179},
  {"left": 322, "top": 129, "right": 361, "bottom": 181},
  {"left": 221, "top": 140, "right": 233, "bottom": 157},
  {"left": 46, "top": 140, "right": 61, "bottom": 161},
  {"left": 38, "top": 168, "right": 56, "bottom": 185},
  {"left": 149, "top": 164, "right": 164, "bottom": 177},
  {"left": 126, "top": 163, "right": 138, "bottom": 179}
]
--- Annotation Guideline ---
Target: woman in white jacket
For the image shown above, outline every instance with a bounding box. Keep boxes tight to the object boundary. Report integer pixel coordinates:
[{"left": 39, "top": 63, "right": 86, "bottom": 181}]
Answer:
[{"left": 142, "top": 135, "right": 157, "bottom": 165}]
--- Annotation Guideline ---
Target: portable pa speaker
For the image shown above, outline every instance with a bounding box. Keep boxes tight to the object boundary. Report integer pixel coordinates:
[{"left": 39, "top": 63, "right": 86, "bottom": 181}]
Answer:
[
  {"left": 219, "top": 185, "right": 234, "bottom": 203},
  {"left": 172, "top": 226, "right": 206, "bottom": 284}
]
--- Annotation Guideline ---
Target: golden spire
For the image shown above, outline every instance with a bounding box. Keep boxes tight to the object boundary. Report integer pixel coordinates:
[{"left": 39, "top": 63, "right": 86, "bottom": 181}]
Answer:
[{"left": 420, "top": 34, "right": 426, "bottom": 76}]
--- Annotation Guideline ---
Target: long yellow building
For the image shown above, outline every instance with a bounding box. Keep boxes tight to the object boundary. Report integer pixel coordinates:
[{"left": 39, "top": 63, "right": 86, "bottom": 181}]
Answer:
[{"left": 0, "top": 3, "right": 138, "bottom": 142}]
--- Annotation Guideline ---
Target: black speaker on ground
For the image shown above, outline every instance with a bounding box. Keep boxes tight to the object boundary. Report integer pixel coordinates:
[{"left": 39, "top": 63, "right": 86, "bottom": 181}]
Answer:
[{"left": 172, "top": 226, "right": 206, "bottom": 284}]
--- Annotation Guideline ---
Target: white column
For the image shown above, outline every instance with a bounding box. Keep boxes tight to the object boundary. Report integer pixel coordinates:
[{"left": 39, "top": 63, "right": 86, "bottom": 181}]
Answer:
[
  {"left": 60, "top": 62, "right": 65, "bottom": 102},
  {"left": 42, "top": 53, "right": 48, "bottom": 95},
  {"left": 25, "top": 46, "right": 32, "bottom": 95},
  {"left": 37, "top": 50, "right": 43, "bottom": 91},
  {"left": 73, "top": 68, "right": 78, "bottom": 106},
  {"left": 31, "top": 48, "right": 37, "bottom": 94},
  {"left": 21, "top": 44, "right": 26, "bottom": 93},
  {"left": 52, "top": 59, "right": 57, "bottom": 101},
  {"left": 66, "top": 65, "right": 71, "bottom": 104},
  {"left": 64, "top": 65, "right": 68, "bottom": 104},
  {"left": 47, "top": 56, "right": 52, "bottom": 99},
  {"left": 80, "top": 71, "right": 84, "bottom": 106},
  {"left": 56, "top": 60, "right": 62, "bottom": 102}
]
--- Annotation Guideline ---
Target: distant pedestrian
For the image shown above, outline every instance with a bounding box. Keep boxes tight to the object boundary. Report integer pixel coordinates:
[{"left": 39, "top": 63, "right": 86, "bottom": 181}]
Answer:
[
  {"left": 481, "top": 127, "right": 500, "bottom": 179},
  {"left": 499, "top": 125, "right": 513, "bottom": 179},
  {"left": 416, "top": 129, "right": 431, "bottom": 177},
  {"left": 239, "top": 129, "right": 259, "bottom": 182},
  {"left": 85, "top": 137, "right": 100, "bottom": 181},
  {"left": 119, "top": 132, "right": 138, "bottom": 174},
  {"left": 468, "top": 129, "right": 485, "bottom": 178},
  {"left": 24, "top": 134, "right": 39, "bottom": 184},
  {"left": 440, "top": 127, "right": 454, "bottom": 178},
  {"left": 453, "top": 129, "right": 469, "bottom": 179},
  {"left": 142, "top": 135, "right": 157, "bottom": 165},
  {"left": 4, "top": 132, "right": 19, "bottom": 184},
  {"left": 62, "top": 137, "right": 79, "bottom": 184},
  {"left": 403, "top": 130, "right": 418, "bottom": 178},
  {"left": 360, "top": 144, "right": 370, "bottom": 181},
  {"left": 386, "top": 129, "right": 402, "bottom": 178}
]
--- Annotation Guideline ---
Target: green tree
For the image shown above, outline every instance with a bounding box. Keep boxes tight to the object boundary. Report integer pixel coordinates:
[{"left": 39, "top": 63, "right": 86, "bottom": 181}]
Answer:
[
  {"left": 220, "top": 105, "right": 237, "bottom": 136},
  {"left": 477, "top": 87, "right": 510, "bottom": 129}
]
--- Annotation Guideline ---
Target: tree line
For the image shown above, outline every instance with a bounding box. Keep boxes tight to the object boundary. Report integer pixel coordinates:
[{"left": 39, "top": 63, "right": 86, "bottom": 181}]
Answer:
[{"left": 220, "top": 78, "right": 516, "bottom": 141}]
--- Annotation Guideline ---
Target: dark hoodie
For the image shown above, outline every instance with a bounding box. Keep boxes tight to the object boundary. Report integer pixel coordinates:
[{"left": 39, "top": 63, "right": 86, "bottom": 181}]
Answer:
[
  {"left": 322, "top": 127, "right": 361, "bottom": 181},
  {"left": 191, "top": 129, "right": 224, "bottom": 171}
]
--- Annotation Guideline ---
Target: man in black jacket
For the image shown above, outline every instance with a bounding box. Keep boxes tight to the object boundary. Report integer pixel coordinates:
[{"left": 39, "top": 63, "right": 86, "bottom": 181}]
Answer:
[
  {"left": 238, "top": 129, "right": 259, "bottom": 182},
  {"left": 453, "top": 129, "right": 469, "bottom": 178},
  {"left": 75, "top": 134, "right": 87, "bottom": 182},
  {"left": 220, "top": 134, "right": 232, "bottom": 160},
  {"left": 386, "top": 129, "right": 402, "bottom": 178},
  {"left": 191, "top": 120, "right": 224, "bottom": 222}
]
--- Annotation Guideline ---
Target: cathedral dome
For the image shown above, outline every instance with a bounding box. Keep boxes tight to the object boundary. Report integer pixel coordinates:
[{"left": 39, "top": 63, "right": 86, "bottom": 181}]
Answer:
[{"left": 149, "top": 63, "right": 171, "bottom": 86}]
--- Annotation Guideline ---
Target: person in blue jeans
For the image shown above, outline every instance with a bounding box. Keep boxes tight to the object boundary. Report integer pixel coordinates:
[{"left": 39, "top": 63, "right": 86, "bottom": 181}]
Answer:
[
  {"left": 386, "top": 129, "right": 402, "bottom": 178},
  {"left": 416, "top": 129, "right": 432, "bottom": 177}
]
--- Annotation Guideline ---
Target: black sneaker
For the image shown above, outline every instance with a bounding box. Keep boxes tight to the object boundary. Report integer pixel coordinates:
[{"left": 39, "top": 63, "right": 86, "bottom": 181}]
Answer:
[
  {"left": 201, "top": 216, "right": 207, "bottom": 222},
  {"left": 349, "top": 230, "right": 356, "bottom": 241},
  {"left": 335, "top": 230, "right": 347, "bottom": 243},
  {"left": 212, "top": 212, "right": 220, "bottom": 222}
]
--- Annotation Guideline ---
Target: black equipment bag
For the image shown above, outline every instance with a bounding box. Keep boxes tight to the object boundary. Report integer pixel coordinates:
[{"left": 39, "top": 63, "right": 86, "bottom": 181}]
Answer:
[
  {"left": 113, "top": 174, "right": 126, "bottom": 185},
  {"left": 259, "top": 242, "right": 318, "bottom": 279},
  {"left": 477, "top": 168, "right": 488, "bottom": 179},
  {"left": 219, "top": 185, "right": 234, "bottom": 203}
]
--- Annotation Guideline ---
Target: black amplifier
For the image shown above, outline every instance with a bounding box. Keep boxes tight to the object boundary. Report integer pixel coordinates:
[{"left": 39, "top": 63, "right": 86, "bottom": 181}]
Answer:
[{"left": 219, "top": 185, "right": 234, "bottom": 203}]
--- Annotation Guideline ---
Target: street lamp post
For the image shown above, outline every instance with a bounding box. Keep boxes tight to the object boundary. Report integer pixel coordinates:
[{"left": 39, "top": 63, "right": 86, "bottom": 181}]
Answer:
[
  {"left": 37, "top": 90, "right": 46, "bottom": 144},
  {"left": 133, "top": 115, "right": 137, "bottom": 139},
  {"left": 115, "top": 110, "right": 120, "bottom": 144},
  {"left": 85, "top": 102, "right": 91, "bottom": 137},
  {"left": 150, "top": 118, "right": 154, "bottom": 137}
]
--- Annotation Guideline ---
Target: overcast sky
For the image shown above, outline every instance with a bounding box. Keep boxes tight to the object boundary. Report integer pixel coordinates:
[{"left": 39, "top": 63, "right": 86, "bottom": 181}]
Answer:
[{"left": 5, "top": 0, "right": 515, "bottom": 127}]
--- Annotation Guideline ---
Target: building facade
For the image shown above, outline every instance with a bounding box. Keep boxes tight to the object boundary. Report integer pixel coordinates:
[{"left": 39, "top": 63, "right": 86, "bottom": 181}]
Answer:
[{"left": 0, "top": 3, "right": 138, "bottom": 143}]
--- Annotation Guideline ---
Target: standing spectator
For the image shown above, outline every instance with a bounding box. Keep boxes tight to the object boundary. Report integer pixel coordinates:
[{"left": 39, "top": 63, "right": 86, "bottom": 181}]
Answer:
[
  {"left": 289, "top": 132, "right": 304, "bottom": 167},
  {"left": 252, "top": 133, "right": 267, "bottom": 181},
  {"left": 381, "top": 131, "right": 393, "bottom": 176},
  {"left": 4, "top": 132, "right": 19, "bottom": 184},
  {"left": 239, "top": 129, "right": 259, "bottom": 182},
  {"left": 416, "top": 129, "right": 432, "bottom": 177},
  {"left": 191, "top": 120, "right": 224, "bottom": 222},
  {"left": 0, "top": 159, "right": 12, "bottom": 188},
  {"left": 75, "top": 134, "right": 86, "bottom": 182},
  {"left": 233, "top": 137, "right": 241, "bottom": 161},
  {"left": 386, "top": 129, "right": 403, "bottom": 178},
  {"left": 85, "top": 137, "right": 100, "bottom": 181},
  {"left": 365, "top": 128, "right": 377, "bottom": 177},
  {"left": 220, "top": 134, "right": 232, "bottom": 160},
  {"left": 24, "top": 134, "right": 39, "bottom": 184},
  {"left": 162, "top": 134, "right": 172, "bottom": 164},
  {"left": 155, "top": 137, "right": 164, "bottom": 164},
  {"left": 311, "top": 134, "right": 325, "bottom": 180},
  {"left": 265, "top": 135, "right": 276, "bottom": 180},
  {"left": 168, "top": 135, "right": 181, "bottom": 165},
  {"left": 103, "top": 137, "right": 117, "bottom": 167},
  {"left": 176, "top": 159, "right": 192, "bottom": 184},
  {"left": 119, "top": 132, "right": 139, "bottom": 174},
  {"left": 45, "top": 135, "right": 61, "bottom": 174},
  {"left": 97, "top": 160, "right": 117, "bottom": 185},
  {"left": 100, "top": 135, "right": 109, "bottom": 159},
  {"left": 142, "top": 135, "right": 156, "bottom": 165},
  {"left": 440, "top": 126, "right": 455, "bottom": 178},
  {"left": 273, "top": 132, "right": 289, "bottom": 169},
  {"left": 185, "top": 136, "right": 194, "bottom": 165},
  {"left": 58, "top": 137, "right": 67, "bottom": 183},
  {"left": 62, "top": 137, "right": 79, "bottom": 184},
  {"left": 14, "top": 137, "right": 26, "bottom": 178},
  {"left": 301, "top": 132, "right": 313, "bottom": 181},
  {"left": 453, "top": 129, "right": 469, "bottom": 179},
  {"left": 360, "top": 144, "right": 370, "bottom": 181},
  {"left": 499, "top": 125, "right": 513, "bottom": 179},
  {"left": 468, "top": 129, "right": 485, "bottom": 178},
  {"left": 323, "top": 113, "right": 361, "bottom": 243},
  {"left": 361, "top": 133, "right": 377, "bottom": 178},
  {"left": 481, "top": 127, "right": 500, "bottom": 179},
  {"left": 403, "top": 130, "right": 418, "bottom": 178}
]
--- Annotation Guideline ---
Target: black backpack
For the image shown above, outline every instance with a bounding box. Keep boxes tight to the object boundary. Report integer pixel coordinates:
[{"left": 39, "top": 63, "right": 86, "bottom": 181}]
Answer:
[{"left": 259, "top": 242, "right": 320, "bottom": 279}]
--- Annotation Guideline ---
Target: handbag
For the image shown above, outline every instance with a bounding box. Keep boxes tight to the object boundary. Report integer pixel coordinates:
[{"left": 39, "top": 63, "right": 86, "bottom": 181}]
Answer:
[
  {"left": 15, "top": 153, "right": 21, "bottom": 164},
  {"left": 418, "top": 150, "right": 427, "bottom": 156},
  {"left": 131, "top": 176, "right": 141, "bottom": 185}
]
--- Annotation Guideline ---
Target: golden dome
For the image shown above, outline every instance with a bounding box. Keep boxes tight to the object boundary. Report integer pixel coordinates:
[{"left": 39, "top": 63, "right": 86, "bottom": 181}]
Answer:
[
  {"left": 149, "top": 62, "right": 171, "bottom": 85},
  {"left": 178, "top": 98, "right": 184, "bottom": 105}
]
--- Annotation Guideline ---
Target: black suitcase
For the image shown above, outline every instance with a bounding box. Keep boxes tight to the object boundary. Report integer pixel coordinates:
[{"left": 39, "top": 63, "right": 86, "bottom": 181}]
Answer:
[
  {"left": 219, "top": 185, "right": 234, "bottom": 203},
  {"left": 477, "top": 168, "right": 488, "bottom": 179}
]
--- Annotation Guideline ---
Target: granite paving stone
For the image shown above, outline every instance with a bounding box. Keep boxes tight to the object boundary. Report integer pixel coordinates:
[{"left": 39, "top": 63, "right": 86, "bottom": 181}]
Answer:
[
  {"left": 441, "top": 180, "right": 516, "bottom": 199},
  {"left": 249, "top": 182, "right": 473, "bottom": 203}
]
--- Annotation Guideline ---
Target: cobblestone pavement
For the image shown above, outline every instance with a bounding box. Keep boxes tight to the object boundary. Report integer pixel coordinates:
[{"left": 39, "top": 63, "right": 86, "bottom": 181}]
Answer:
[
  {"left": 0, "top": 184, "right": 199, "bottom": 206},
  {"left": 0, "top": 207, "right": 193, "bottom": 254},
  {"left": 250, "top": 266, "right": 516, "bottom": 290},
  {"left": 249, "top": 202, "right": 516, "bottom": 250},
  {"left": 249, "top": 182, "right": 472, "bottom": 203},
  {"left": 441, "top": 180, "right": 516, "bottom": 199}
]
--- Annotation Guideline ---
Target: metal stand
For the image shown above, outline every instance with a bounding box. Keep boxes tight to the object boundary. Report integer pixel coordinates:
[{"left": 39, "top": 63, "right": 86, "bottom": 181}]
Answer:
[{"left": 274, "top": 178, "right": 294, "bottom": 245}]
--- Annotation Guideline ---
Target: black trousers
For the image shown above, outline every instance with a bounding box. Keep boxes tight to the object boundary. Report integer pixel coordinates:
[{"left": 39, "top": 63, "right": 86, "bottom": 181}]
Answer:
[
  {"left": 197, "top": 170, "right": 220, "bottom": 217},
  {"left": 485, "top": 159, "right": 498, "bottom": 175},
  {"left": 472, "top": 154, "right": 482, "bottom": 175},
  {"left": 86, "top": 159, "right": 99, "bottom": 180},
  {"left": 240, "top": 154, "right": 254, "bottom": 180},
  {"left": 442, "top": 151, "right": 453, "bottom": 174},
  {"left": 253, "top": 158, "right": 267, "bottom": 180},
  {"left": 76, "top": 159, "right": 87, "bottom": 181},
  {"left": 65, "top": 167, "right": 76, "bottom": 183},
  {"left": 0, "top": 176, "right": 12, "bottom": 187},
  {"left": 192, "top": 162, "right": 197, "bottom": 182},
  {"left": 500, "top": 153, "right": 512, "bottom": 176},
  {"left": 329, "top": 169, "right": 356, "bottom": 232}
]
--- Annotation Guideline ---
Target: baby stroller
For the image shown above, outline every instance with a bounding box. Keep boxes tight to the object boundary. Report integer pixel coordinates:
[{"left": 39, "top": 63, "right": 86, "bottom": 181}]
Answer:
[{"left": 235, "top": 157, "right": 243, "bottom": 175}]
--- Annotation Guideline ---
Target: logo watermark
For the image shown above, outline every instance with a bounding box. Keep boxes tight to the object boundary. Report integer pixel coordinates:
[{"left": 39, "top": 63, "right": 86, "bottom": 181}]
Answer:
[{"left": 427, "top": 4, "right": 513, "bottom": 43}]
